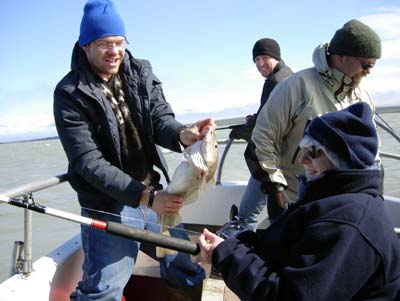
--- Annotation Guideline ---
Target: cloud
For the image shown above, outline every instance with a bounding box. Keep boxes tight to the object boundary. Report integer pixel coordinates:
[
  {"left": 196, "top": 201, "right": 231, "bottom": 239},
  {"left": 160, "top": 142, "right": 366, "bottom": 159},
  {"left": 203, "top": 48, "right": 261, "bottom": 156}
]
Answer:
[
  {"left": 365, "top": 66, "right": 400, "bottom": 93},
  {"left": 358, "top": 9, "right": 400, "bottom": 106},
  {"left": 360, "top": 10, "right": 400, "bottom": 60},
  {"left": 170, "top": 8, "right": 400, "bottom": 117},
  {"left": 167, "top": 66, "right": 261, "bottom": 117},
  {"left": 0, "top": 85, "right": 56, "bottom": 142},
  {"left": 0, "top": 112, "right": 57, "bottom": 142},
  {"left": 1, "top": 7, "right": 399, "bottom": 142}
]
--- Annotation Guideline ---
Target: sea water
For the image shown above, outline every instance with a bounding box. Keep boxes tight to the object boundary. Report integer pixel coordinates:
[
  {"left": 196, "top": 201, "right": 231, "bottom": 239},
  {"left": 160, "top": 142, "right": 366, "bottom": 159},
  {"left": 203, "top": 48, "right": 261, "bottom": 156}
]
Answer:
[{"left": 0, "top": 114, "right": 399, "bottom": 282}]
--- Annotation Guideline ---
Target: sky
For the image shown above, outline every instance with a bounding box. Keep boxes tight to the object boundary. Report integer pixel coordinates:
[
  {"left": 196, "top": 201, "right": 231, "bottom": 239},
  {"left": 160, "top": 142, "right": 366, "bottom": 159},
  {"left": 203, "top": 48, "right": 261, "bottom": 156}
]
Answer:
[{"left": 0, "top": 0, "right": 399, "bottom": 143}]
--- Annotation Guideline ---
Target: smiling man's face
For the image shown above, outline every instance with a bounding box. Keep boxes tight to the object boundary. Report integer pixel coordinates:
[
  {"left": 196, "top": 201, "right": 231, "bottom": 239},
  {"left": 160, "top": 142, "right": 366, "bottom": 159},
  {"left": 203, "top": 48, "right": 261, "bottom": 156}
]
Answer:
[{"left": 82, "top": 36, "right": 126, "bottom": 81}]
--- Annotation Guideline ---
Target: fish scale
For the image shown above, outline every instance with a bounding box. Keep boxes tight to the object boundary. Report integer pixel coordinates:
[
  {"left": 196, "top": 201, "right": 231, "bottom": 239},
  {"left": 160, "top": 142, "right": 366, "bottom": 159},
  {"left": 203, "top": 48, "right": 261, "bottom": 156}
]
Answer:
[{"left": 157, "top": 124, "right": 218, "bottom": 257}]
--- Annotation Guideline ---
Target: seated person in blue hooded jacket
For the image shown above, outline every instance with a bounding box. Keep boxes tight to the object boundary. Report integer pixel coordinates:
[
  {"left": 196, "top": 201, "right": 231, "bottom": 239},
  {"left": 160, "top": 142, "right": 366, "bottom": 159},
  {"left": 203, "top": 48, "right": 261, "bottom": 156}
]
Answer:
[{"left": 193, "top": 102, "right": 400, "bottom": 301}]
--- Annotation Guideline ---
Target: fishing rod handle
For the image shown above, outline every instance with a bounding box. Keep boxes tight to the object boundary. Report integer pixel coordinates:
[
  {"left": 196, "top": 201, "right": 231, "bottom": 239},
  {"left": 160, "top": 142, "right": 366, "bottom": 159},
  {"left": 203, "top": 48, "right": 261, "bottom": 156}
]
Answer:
[{"left": 107, "top": 221, "right": 200, "bottom": 255}]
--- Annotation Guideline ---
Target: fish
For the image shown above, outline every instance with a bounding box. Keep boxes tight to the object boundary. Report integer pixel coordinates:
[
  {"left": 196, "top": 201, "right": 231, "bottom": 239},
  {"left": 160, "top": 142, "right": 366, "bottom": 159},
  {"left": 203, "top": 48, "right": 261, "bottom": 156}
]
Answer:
[{"left": 156, "top": 124, "right": 218, "bottom": 256}]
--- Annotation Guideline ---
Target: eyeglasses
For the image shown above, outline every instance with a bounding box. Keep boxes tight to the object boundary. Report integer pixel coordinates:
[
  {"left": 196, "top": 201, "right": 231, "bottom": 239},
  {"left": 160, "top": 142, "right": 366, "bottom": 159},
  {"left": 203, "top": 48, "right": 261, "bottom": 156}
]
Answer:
[
  {"left": 93, "top": 39, "right": 128, "bottom": 51},
  {"left": 360, "top": 62, "right": 374, "bottom": 70},
  {"left": 301, "top": 146, "right": 322, "bottom": 159}
]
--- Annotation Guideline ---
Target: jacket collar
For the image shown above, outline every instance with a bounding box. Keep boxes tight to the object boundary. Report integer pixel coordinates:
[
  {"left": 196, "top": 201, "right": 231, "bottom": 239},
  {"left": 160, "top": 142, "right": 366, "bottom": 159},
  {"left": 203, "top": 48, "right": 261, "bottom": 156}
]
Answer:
[
  {"left": 268, "top": 60, "right": 285, "bottom": 79},
  {"left": 312, "top": 43, "right": 362, "bottom": 102},
  {"left": 296, "top": 168, "right": 381, "bottom": 205},
  {"left": 70, "top": 42, "right": 102, "bottom": 98}
]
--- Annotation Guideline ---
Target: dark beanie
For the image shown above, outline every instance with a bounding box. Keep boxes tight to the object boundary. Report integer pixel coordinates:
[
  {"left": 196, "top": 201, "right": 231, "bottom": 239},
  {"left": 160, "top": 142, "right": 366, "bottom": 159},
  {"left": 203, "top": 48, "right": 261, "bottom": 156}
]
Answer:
[
  {"left": 304, "top": 102, "right": 377, "bottom": 169},
  {"left": 79, "top": 0, "right": 126, "bottom": 46},
  {"left": 252, "top": 38, "right": 281, "bottom": 62},
  {"left": 329, "top": 19, "right": 381, "bottom": 58}
]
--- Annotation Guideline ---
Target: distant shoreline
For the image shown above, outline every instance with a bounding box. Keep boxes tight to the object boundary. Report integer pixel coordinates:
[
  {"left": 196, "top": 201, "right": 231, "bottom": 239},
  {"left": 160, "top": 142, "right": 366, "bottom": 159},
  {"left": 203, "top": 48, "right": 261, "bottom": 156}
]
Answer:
[
  {"left": 376, "top": 106, "right": 400, "bottom": 114},
  {"left": 1, "top": 106, "right": 399, "bottom": 145},
  {"left": 0, "top": 136, "right": 59, "bottom": 145}
]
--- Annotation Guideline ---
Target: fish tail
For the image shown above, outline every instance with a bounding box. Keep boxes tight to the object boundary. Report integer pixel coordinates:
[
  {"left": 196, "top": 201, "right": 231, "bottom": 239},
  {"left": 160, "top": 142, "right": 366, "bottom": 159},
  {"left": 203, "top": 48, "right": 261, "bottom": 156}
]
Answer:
[{"left": 156, "top": 213, "right": 182, "bottom": 257}]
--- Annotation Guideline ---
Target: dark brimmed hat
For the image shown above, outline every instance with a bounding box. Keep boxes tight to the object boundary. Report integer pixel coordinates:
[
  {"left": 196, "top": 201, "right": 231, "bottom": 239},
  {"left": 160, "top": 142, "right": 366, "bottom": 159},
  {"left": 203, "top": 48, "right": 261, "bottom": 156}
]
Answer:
[
  {"left": 252, "top": 38, "right": 281, "bottom": 62},
  {"left": 79, "top": 0, "right": 126, "bottom": 46},
  {"left": 329, "top": 19, "right": 381, "bottom": 58},
  {"left": 303, "top": 102, "right": 377, "bottom": 169}
]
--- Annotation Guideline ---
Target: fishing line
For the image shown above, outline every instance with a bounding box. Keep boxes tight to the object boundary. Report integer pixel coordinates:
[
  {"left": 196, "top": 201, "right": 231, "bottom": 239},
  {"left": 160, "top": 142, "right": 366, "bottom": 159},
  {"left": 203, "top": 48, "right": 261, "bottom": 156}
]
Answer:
[
  {"left": 28, "top": 196, "right": 204, "bottom": 236},
  {"left": 2, "top": 194, "right": 201, "bottom": 255},
  {"left": 81, "top": 206, "right": 204, "bottom": 236}
]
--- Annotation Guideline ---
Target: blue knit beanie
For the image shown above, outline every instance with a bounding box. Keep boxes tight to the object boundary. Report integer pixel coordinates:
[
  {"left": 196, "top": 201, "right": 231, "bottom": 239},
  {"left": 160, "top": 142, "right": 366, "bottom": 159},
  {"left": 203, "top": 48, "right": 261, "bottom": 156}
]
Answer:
[
  {"left": 303, "top": 102, "right": 377, "bottom": 169},
  {"left": 79, "top": 0, "right": 126, "bottom": 46}
]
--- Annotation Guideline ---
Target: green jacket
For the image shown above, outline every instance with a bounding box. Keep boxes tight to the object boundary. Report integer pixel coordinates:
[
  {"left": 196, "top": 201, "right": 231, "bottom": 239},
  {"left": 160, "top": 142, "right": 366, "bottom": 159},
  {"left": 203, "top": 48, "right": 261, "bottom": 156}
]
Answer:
[{"left": 252, "top": 43, "right": 377, "bottom": 200}]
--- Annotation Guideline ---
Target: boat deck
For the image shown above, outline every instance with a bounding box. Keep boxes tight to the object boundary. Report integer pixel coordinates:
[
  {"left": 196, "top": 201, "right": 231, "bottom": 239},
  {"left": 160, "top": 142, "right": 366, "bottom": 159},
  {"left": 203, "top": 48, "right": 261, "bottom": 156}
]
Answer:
[
  {"left": 128, "top": 224, "right": 240, "bottom": 300},
  {"left": 128, "top": 250, "right": 240, "bottom": 301}
]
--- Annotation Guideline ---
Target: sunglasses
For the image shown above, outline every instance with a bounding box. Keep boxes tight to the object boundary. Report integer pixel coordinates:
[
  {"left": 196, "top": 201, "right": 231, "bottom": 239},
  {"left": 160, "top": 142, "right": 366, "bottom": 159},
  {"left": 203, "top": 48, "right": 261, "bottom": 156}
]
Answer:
[
  {"left": 301, "top": 146, "right": 322, "bottom": 159},
  {"left": 360, "top": 62, "right": 374, "bottom": 70}
]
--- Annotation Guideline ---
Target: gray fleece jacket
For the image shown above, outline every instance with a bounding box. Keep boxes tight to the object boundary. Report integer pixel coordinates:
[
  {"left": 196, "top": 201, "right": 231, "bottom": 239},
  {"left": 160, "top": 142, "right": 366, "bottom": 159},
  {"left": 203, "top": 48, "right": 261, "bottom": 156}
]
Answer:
[{"left": 252, "top": 43, "right": 377, "bottom": 200}]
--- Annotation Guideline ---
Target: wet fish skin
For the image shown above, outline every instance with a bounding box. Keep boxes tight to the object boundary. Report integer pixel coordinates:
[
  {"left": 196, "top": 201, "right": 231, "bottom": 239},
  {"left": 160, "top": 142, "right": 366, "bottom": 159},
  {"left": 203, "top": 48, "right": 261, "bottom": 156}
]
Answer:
[
  {"left": 157, "top": 124, "right": 218, "bottom": 256},
  {"left": 168, "top": 125, "right": 218, "bottom": 200}
]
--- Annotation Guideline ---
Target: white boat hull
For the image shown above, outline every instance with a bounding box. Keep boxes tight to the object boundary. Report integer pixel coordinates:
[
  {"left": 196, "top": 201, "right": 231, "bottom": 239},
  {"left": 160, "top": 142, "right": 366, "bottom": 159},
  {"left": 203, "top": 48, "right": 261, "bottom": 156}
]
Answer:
[
  {"left": 0, "top": 235, "right": 82, "bottom": 301},
  {"left": 1, "top": 181, "right": 399, "bottom": 301},
  {"left": 0, "top": 181, "right": 250, "bottom": 301}
]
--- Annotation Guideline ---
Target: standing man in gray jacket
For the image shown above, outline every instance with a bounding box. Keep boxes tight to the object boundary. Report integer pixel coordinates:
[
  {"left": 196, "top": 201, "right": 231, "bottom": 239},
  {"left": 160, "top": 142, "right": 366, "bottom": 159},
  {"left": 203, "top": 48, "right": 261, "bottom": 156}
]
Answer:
[
  {"left": 53, "top": 0, "right": 209, "bottom": 300},
  {"left": 229, "top": 38, "right": 293, "bottom": 229},
  {"left": 248, "top": 19, "right": 382, "bottom": 226}
]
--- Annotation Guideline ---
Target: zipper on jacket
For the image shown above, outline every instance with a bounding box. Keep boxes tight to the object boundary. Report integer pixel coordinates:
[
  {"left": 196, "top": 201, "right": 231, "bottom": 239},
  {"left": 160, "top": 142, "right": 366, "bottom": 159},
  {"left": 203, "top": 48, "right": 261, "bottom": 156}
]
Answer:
[
  {"left": 292, "top": 119, "right": 312, "bottom": 164},
  {"left": 291, "top": 146, "right": 300, "bottom": 164}
]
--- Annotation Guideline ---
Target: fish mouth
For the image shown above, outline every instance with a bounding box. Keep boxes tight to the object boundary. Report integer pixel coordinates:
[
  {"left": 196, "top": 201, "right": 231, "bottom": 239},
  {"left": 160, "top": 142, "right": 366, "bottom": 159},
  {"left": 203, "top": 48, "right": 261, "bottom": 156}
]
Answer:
[
  {"left": 185, "top": 125, "right": 217, "bottom": 173},
  {"left": 188, "top": 142, "right": 208, "bottom": 172}
]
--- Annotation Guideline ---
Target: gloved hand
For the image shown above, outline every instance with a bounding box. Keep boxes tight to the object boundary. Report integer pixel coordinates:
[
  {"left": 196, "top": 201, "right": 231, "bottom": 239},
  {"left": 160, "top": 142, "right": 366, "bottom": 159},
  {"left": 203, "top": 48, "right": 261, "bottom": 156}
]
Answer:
[
  {"left": 245, "top": 114, "right": 257, "bottom": 128},
  {"left": 229, "top": 124, "right": 252, "bottom": 141},
  {"left": 228, "top": 114, "right": 257, "bottom": 141},
  {"left": 228, "top": 126, "right": 241, "bottom": 140},
  {"left": 216, "top": 218, "right": 257, "bottom": 247},
  {"left": 260, "top": 182, "right": 288, "bottom": 220}
]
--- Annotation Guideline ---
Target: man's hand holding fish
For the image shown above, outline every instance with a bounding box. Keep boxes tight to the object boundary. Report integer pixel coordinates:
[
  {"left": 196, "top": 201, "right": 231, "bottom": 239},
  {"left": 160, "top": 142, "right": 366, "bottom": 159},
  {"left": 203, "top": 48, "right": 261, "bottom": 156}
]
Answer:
[
  {"left": 156, "top": 118, "right": 219, "bottom": 256},
  {"left": 140, "top": 189, "right": 184, "bottom": 215},
  {"left": 139, "top": 118, "right": 216, "bottom": 217},
  {"left": 179, "top": 118, "right": 216, "bottom": 147}
]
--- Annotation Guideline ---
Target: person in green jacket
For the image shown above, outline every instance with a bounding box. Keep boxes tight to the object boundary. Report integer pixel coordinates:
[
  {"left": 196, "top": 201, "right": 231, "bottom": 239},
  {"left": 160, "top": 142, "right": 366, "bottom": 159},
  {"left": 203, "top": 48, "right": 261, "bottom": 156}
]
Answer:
[{"left": 247, "top": 19, "right": 382, "bottom": 226}]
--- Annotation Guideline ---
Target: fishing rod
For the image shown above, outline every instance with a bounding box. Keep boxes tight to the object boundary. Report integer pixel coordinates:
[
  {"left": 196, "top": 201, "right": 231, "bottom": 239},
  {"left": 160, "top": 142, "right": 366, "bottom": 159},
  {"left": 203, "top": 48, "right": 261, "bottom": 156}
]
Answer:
[
  {"left": 216, "top": 114, "right": 256, "bottom": 131},
  {"left": 216, "top": 123, "right": 245, "bottom": 131},
  {"left": 0, "top": 193, "right": 200, "bottom": 255}
]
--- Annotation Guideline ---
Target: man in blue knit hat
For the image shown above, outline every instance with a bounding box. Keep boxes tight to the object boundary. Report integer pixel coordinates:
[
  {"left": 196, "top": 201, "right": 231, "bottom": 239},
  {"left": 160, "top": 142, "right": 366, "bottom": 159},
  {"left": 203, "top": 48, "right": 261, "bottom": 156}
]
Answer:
[
  {"left": 194, "top": 102, "right": 400, "bottom": 300},
  {"left": 54, "top": 0, "right": 209, "bottom": 300}
]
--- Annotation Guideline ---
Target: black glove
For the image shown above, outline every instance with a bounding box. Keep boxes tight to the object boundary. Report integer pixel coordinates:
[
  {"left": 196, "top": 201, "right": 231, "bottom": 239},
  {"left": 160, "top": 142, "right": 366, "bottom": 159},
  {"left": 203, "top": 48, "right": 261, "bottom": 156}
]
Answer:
[
  {"left": 228, "top": 114, "right": 257, "bottom": 141},
  {"left": 228, "top": 126, "right": 241, "bottom": 140},
  {"left": 260, "top": 182, "right": 288, "bottom": 220},
  {"left": 216, "top": 218, "right": 257, "bottom": 247},
  {"left": 229, "top": 124, "right": 251, "bottom": 141},
  {"left": 245, "top": 114, "right": 257, "bottom": 128}
]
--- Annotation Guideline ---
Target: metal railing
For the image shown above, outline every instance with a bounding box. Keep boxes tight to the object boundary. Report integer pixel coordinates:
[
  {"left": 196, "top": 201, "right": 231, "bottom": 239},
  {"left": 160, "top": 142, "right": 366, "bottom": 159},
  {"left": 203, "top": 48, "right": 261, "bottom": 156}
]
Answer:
[
  {"left": 3, "top": 174, "right": 68, "bottom": 276},
  {"left": 216, "top": 116, "right": 400, "bottom": 184},
  {"left": 3, "top": 111, "right": 400, "bottom": 276}
]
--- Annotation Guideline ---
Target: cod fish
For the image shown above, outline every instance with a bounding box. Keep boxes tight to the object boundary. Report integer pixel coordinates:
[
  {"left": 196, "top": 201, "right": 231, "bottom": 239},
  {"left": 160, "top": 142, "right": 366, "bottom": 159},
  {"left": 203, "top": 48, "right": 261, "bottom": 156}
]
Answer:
[{"left": 157, "top": 124, "right": 218, "bottom": 256}]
